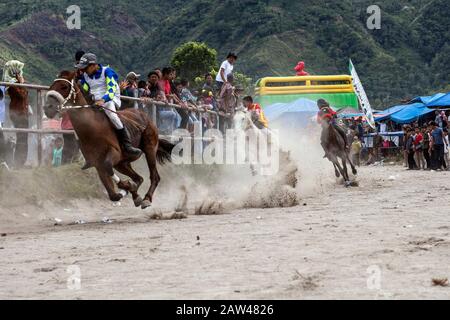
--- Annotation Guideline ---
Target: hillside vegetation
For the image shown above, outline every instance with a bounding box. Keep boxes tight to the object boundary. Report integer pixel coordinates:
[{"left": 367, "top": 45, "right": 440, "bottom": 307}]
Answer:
[{"left": 0, "top": 0, "right": 448, "bottom": 108}]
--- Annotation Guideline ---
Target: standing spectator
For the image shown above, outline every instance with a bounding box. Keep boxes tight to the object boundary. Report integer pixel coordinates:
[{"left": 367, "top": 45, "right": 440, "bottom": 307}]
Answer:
[
  {"left": 157, "top": 68, "right": 180, "bottom": 134},
  {"left": 0, "top": 85, "right": 5, "bottom": 126},
  {"left": 203, "top": 73, "right": 216, "bottom": 95},
  {"left": 350, "top": 136, "right": 362, "bottom": 167},
  {"left": 435, "top": 111, "right": 443, "bottom": 128},
  {"left": 405, "top": 128, "right": 416, "bottom": 170},
  {"left": 430, "top": 121, "right": 446, "bottom": 171},
  {"left": 218, "top": 73, "right": 236, "bottom": 133},
  {"left": 146, "top": 71, "right": 165, "bottom": 100},
  {"left": 216, "top": 52, "right": 237, "bottom": 92},
  {"left": 120, "top": 72, "right": 140, "bottom": 110},
  {"left": 52, "top": 137, "right": 64, "bottom": 168},
  {"left": 413, "top": 127, "right": 424, "bottom": 169},
  {"left": 422, "top": 126, "right": 431, "bottom": 170},
  {"left": 441, "top": 111, "right": 448, "bottom": 129},
  {"left": 444, "top": 128, "right": 449, "bottom": 170},
  {"left": 169, "top": 69, "right": 190, "bottom": 129},
  {"left": 356, "top": 117, "right": 364, "bottom": 142}
]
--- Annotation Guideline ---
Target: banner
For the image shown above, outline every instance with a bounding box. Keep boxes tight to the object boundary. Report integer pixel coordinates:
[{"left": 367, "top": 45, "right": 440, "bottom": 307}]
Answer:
[{"left": 349, "top": 59, "right": 376, "bottom": 129}]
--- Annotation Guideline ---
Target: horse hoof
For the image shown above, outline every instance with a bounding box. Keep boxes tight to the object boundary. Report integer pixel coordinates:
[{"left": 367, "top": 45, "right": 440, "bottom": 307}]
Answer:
[
  {"left": 344, "top": 181, "right": 351, "bottom": 188},
  {"left": 110, "top": 194, "right": 123, "bottom": 202},
  {"left": 134, "top": 196, "right": 143, "bottom": 207},
  {"left": 141, "top": 200, "right": 152, "bottom": 210},
  {"left": 352, "top": 169, "right": 358, "bottom": 175}
]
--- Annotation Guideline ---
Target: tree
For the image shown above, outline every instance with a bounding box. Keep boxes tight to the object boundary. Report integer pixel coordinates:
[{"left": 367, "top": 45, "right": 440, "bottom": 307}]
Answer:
[{"left": 171, "top": 41, "right": 217, "bottom": 83}]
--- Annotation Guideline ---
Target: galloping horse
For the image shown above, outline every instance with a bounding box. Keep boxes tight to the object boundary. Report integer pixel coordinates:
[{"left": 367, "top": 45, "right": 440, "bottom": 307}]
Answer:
[
  {"left": 44, "top": 71, "right": 175, "bottom": 209},
  {"left": 320, "top": 118, "right": 357, "bottom": 186},
  {"left": 7, "top": 78, "right": 29, "bottom": 167},
  {"left": 233, "top": 106, "right": 274, "bottom": 175}
]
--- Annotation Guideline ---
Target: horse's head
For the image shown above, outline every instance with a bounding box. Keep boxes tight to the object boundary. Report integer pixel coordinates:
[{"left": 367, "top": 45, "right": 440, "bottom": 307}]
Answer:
[
  {"left": 233, "top": 105, "right": 254, "bottom": 132},
  {"left": 44, "top": 71, "right": 84, "bottom": 119}
]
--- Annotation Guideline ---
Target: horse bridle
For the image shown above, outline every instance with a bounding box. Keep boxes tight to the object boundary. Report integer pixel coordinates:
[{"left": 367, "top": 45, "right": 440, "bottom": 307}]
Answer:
[{"left": 49, "top": 78, "right": 80, "bottom": 110}]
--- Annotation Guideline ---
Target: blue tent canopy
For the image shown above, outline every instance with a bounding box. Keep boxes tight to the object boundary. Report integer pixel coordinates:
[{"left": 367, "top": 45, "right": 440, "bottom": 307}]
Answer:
[
  {"left": 264, "top": 98, "right": 319, "bottom": 127},
  {"left": 389, "top": 103, "right": 434, "bottom": 124},
  {"left": 375, "top": 104, "right": 409, "bottom": 122},
  {"left": 426, "top": 92, "right": 450, "bottom": 107},
  {"left": 410, "top": 93, "right": 445, "bottom": 104},
  {"left": 376, "top": 103, "right": 435, "bottom": 124}
]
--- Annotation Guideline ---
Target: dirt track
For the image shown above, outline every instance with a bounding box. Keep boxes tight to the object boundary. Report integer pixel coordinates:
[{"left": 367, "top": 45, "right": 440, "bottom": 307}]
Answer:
[{"left": 1, "top": 165, "right": 450, "bottom": 299}]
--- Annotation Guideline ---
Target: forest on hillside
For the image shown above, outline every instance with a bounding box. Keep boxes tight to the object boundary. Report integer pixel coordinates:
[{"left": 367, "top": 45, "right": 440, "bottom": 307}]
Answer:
[{"left": 0, "top": 0, "right": 449, "bottom": 108}]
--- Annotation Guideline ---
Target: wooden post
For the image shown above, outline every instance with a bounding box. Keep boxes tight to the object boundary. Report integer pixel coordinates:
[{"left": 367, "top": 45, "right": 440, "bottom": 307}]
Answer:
[
  {"left": 152, "top": 103, "right": 157, "bottom": 126},
  {"left": 36, "top": 89, "right": 43, "bottom": 166}
]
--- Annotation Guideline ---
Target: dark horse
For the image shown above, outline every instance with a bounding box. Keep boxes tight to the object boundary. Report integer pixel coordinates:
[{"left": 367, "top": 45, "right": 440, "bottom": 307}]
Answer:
[
  {"left": 44, "top": 71, "right": 175, "bottom": 209},
  {"left": 320, "top": 118, "right": 357, "bottom": 186},
  {"left": 7, "top": 77, "right": 29, "bottom": 167}
]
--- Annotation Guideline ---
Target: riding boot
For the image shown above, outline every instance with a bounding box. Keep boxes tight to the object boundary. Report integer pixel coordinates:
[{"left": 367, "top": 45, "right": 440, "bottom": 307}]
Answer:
[{"left": 116, "top": 127, "right": 142, "bottom": 157}]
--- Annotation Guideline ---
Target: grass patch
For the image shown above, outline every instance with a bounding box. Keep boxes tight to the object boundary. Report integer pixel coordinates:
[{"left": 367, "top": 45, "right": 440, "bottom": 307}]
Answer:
[{"left": 0, "top": 164, "right": 104, "bottom": 208}]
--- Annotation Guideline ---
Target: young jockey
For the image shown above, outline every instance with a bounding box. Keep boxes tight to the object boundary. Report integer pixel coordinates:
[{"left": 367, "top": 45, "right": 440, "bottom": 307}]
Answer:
[
  {"left": 242, "top": 96, "right": 269, "bottom": 129},
  {"left": 75, "top": 53, "right": 142, "bottom": 157},
  {"left": 316, "top": 99, "right": 348, "bottom": 150}
]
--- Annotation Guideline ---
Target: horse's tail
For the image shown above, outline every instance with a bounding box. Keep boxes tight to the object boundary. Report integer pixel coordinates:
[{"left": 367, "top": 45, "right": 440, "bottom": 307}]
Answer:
[{"left": 157, "top": 139, "right": 175, "bottom": 164}]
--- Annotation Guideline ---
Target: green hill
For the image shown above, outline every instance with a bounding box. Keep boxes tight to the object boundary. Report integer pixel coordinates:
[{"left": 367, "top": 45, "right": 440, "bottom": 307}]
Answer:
[{"left": 0, "top": 0, "right": 448, "bottom": 108}]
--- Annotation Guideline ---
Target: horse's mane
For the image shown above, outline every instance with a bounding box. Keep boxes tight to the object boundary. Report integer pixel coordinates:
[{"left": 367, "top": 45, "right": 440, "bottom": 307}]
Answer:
[{"left": 58, "top": 70, "right": 76, "bottom": 79}]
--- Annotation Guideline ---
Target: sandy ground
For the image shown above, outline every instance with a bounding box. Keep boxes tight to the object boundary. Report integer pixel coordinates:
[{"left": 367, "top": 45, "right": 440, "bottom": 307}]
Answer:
[{"left": 1, "top": 165, "right": 450, "bottom": 300}]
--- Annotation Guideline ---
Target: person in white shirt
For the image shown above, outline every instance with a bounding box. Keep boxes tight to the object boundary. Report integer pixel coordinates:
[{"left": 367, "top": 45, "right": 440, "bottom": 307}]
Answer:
[
  {"left": 444, "top": 128, "right": 449, "bottom": 169},
  {"left": 216, "top": 52, "right": 237, "bottom": 92}
]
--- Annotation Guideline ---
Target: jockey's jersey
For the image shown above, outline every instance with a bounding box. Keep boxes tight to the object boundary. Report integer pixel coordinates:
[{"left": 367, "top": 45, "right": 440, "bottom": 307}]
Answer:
[
  {"left": 248, "top": 103, "right": 269, "bottom": 128},
  {"left": 81, "top": 65, "right": 121, "bottom": 105}
]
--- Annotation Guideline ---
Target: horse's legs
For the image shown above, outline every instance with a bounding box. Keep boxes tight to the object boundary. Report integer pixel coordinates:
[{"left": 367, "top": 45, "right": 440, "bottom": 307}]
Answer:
[
  {"left": 143, "top": 148, "right": 160, "bottom": 208},
  {"left": 97, "top": 149, "right": 123, "bottom": 202},
  {"left": 96, "top": 167, "right": 123, "bottom": 202},
  {"left": 10, "top": 114, "right": 29, "bottom": 167},
  {"left": 341, "top": 157, "right": 350, "bottom": 183},
  {"left": 140, "top": 136, "right": 160, "bottom": 209},
  {"left": 114, "top": 162, "right": 144, "bottom": 207},
  {"left": 330, "top": 155, "right": 347, "bottom": 184},
  {"left": 333, "top": 163, "right": 341, "bottom": 178},
  {"left": 345, "top": 152, "right": 358, "bottom": 175}
]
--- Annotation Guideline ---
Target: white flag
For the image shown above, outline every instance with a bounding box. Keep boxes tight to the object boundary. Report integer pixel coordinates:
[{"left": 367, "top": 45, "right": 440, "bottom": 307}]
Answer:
[{"left": 349, "top": 59, "right": 376, "bottom": 129}]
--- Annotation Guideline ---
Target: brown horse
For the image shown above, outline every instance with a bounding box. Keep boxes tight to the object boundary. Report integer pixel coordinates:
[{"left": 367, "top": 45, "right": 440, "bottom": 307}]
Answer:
[
  {"left": 44, "top": 70, "right": 175, "bottom": 209},
  {"left": 7, "top": 79, "right": 29, "bottom": 167},
  {"left": 320, "top": 119, "right": 357, "bottom": 186}
]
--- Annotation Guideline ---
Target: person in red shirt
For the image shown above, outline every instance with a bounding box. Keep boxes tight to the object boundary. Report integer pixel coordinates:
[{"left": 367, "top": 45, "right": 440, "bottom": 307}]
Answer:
[
  {"left": 413, "top": 126, "right": 424, "bottom": 169},
  {"left": 242, "top": 96, "right": 269, "bottom": 129}
]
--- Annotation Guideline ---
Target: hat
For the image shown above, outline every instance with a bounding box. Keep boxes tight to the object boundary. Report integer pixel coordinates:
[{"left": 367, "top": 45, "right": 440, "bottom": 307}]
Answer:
[
  {"left": 74, "top": 53, "right": 97, "bottom": 69},
  {"left": 126, "top": 72, "right": 141, "bottom": 81},
  {"left": 317, "top": 99, "right": 329, "bottom": 108}
]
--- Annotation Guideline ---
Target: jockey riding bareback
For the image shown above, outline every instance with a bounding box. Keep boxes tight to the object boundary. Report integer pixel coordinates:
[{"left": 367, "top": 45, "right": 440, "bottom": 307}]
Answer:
[
  {"left": 316, "top": 99, "right": 348, "bottom": 149},
  {"left": 242, "top": 96, "right": 269, "bottom": 129},
  {"left": 75, "top": 53, "right": 142, "bottom": 157}
]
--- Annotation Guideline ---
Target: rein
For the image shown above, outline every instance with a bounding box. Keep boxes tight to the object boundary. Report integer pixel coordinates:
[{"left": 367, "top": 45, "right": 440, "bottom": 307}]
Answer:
[{"left": 51, "top": 78, "right": 146, "bottom": 131}]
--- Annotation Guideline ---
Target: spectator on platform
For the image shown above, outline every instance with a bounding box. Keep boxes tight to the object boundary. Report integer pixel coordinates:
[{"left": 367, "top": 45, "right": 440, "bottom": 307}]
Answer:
[
  {"left": 120, "top": 72, "right": 140, "bottom": 110},
  {"left": 216, "top": 52, "right": 237, "bottom": 92}
]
